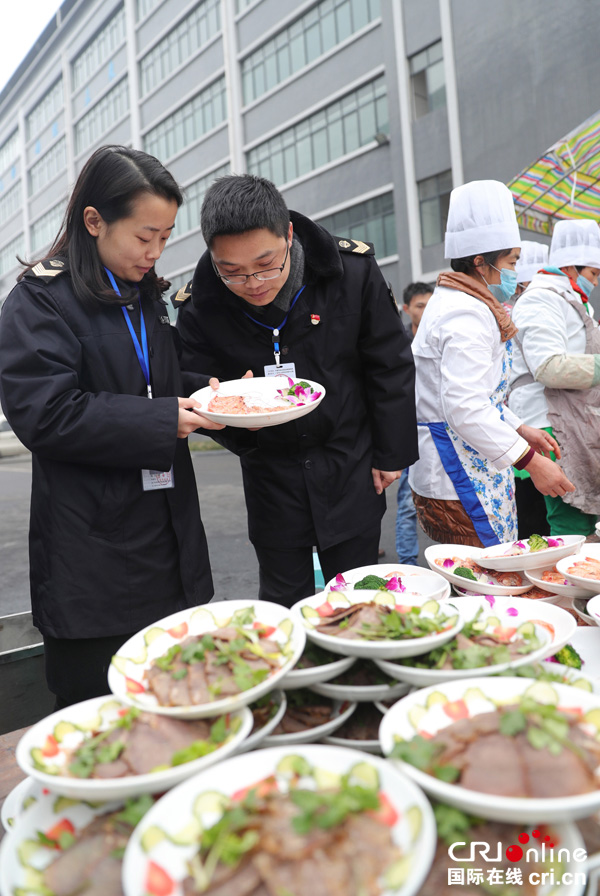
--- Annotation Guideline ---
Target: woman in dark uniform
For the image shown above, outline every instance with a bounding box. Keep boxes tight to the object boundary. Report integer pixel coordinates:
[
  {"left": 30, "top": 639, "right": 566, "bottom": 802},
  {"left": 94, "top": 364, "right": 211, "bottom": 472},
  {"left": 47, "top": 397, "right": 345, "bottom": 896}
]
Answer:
[{"left": 0, "top": 145, "right": 223, "bottom": 708}]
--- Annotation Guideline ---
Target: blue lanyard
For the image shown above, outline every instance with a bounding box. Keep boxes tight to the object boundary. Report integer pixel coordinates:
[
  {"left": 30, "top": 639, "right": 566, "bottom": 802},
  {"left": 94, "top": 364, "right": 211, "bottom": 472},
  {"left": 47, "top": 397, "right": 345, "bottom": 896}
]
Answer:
[
  {"left": 104, "top": 267, "right": 152, "bottom": 399},
  {"left": 242, "top": 285, "right": 306, "bottom": 367}
]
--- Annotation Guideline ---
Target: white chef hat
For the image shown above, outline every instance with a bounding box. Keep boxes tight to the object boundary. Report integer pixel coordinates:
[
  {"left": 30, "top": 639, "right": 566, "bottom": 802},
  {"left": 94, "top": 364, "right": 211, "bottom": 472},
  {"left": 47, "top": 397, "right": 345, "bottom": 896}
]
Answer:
[
  {"left": 516, "top": 240, "right": 549, "bottom": 283},
  {"left": 444, "top": 180, "right": 521, "bottom": 259},
  {"left": 549, "top": 219, "right": 600, "bottom": 268}
]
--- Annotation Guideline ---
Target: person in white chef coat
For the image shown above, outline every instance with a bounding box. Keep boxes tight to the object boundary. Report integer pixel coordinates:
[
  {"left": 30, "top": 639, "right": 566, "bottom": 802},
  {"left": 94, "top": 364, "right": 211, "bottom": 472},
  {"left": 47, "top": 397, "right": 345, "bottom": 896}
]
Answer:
[
  {"left": 509, "top": 219, "right": 600, "bottom": 536},
  {"left": 409, "top": 180, "right": 573, "bottom": 548},
  {"left": 511, "top": 240, "right": 551, "bottom": 538}
]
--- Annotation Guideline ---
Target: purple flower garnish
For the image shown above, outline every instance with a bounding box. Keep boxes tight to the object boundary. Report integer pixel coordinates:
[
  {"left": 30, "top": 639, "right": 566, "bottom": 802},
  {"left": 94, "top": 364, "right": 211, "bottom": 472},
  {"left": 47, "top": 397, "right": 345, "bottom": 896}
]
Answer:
[
  {"left": 513, "top": 541, "right": 526, "bottom": 550},
  {"left": 506, "top": 607, "right": 518, "bottom": 617},
  {"left": 329, "top": 573, "right": 347, "bottom": 591},
  {"left": 386, "top": 576, "right": 406, "bottom": 593},
  {"left": 484, "top": 595, "right": 496, "bottom": 609},
  {"left": 547, "top": 537, "right": 564, "bottom": 547},
  {"left": 286, "top": 376, "right": 294, "bottom": 388},
  {"left": 309, "top": 391, "right": 322, "bottom": 402},
  {"left": 443, "top": 558, "right": 454, "bottom": 569}
]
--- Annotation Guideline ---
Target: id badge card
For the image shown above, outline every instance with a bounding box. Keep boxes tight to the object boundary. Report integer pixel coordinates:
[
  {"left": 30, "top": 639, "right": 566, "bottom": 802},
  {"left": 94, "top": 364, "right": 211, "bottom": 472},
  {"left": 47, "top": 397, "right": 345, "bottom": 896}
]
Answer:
[
  {"left": 141, "top": 467, "right": 175, "bottom": 490},
  {"left": 264, "top": 362, "right": 296, "bottom": 378}
]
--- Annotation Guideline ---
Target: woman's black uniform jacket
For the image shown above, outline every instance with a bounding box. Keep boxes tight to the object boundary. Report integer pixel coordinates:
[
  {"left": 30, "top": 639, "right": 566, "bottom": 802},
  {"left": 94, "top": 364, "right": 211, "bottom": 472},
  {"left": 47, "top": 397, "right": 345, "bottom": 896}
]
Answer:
[
  {"left": 175, "top": 211, "right": 418, "bottom": 551},
  {"left": 0, "top": 260, "right": 213, "bottom": 639}
]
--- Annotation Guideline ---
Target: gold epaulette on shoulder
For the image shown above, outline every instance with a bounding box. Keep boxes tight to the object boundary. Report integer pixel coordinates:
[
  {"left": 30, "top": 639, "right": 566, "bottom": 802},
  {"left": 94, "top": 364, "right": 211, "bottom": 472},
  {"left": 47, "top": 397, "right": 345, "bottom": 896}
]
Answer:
[
  {"left": 170, "top": 279, "right": 193, "bottom": 309},
  {"left": 24, "top": 258, "right": 67, "bottom": 281},
  {"left": 335, "top": 237, "right": 375, "bottom": 256}
]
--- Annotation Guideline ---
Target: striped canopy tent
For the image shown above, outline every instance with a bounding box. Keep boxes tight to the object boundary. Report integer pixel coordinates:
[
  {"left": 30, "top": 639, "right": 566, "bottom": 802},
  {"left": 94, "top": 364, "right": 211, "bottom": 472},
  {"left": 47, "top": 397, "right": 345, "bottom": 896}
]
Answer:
[{"left": 509, "top": 109, "right": 600, "bottom": 235}]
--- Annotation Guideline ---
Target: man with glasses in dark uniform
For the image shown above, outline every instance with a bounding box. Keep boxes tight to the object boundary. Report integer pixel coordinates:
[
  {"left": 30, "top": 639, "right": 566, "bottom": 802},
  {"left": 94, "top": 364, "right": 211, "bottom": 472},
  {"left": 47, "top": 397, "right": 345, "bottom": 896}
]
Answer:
[{"left": 174, "top": 174, "right": 417, "bottom": 607}]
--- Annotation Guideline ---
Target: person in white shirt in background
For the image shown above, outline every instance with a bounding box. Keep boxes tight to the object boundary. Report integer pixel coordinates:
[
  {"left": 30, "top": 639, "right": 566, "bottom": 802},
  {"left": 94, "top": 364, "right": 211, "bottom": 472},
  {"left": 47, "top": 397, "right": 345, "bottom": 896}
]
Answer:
[
  {"left": 509, "top": 219, "right": 600, "bottom": 536},
  {"left": 510, "top": 240, "right": 551, "bottom": 538},
  {"left": 409, "top": 180, "right": 573, "bottom": 548}
]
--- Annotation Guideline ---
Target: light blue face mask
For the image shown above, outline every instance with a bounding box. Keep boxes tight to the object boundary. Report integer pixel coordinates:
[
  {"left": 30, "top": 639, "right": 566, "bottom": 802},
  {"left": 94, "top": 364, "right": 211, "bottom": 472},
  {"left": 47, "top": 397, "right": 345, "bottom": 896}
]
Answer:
[
  {"left": 487, "top": 265, "right": 518, "bottom": 302},
  {"left": 576, "top": 274, "right": 594, "bottom": 298}
]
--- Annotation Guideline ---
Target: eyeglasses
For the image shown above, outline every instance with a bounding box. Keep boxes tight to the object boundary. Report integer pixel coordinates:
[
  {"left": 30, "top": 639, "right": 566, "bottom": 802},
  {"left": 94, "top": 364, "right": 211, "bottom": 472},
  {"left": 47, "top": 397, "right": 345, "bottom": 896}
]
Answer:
[{"left": 211, "top": 241, "right": 289, "bottom": 285}]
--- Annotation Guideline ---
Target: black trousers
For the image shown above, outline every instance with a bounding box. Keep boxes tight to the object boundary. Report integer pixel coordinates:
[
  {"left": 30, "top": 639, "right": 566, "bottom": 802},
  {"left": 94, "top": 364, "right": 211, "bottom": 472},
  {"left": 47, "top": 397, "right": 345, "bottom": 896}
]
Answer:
[
  {"left": 253, "top": 525, "right": 381, "bottom": 608},
  {"left": 43, "top": 631, "right": 138, "bottom": 710},
  {"left": 515, "top": 476, "right": 550, "bottom": 540}
]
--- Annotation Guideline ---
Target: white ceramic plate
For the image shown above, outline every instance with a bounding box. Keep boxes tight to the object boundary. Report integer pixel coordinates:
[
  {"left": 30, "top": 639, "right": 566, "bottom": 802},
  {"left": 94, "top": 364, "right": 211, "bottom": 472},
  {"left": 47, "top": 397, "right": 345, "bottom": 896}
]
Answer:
[
  {"left": 15, "top": 695, "right": 253, "bottom": 802},
  {"left": 585, "top": 594, "right": 600, "bottom": 626},
  {"left": 453, "top": 583, "right": 562, "bottom": 603},
  {"left": 557, "top": 545, "right": 600, "bottom": 593},
  {"left": 278, "top": 647, "right": 356, "bottom": 690},
  {"left": 107, "top": 600, "right": 305, "bottom": 719},
  {"left": 478, "top": 534, "right": 585, "bottom": 571},
  {"left": 379, "top": 676, "right": 600, "bottom": 823},
  {"left": 569, "top": 626, "right": 600, "bottom": 677},
  {"left": 236, "top": 689, "right": 287, "bottom": 754},
  {"left": 122, "top": 744, "right": 437, "bottom": 896},
  {"left": 189, "top": 376, "right": 325, "bottom": 428},
  {"left": 325, "top": 564, "right": 451, "bottom": 602},
  {"left": 0, "top": 777, "right": 40, "bottom": 832},
  {"left": 292, "top": 590, "right": 462, "bottom": 660},
  {"left": 262, "top": 696, "right": 356, "bottom": 746},
  {"left": 310, "top": 660, "right": 411, "bottom": 702},
  {"left": 323, "top": 703, "right": 385, "bottom": 754},
  {"left": 424, "top": 544, "right": 530, "bottom": 594},
  {"left": 524, "top": 565, "right": 594, "bottom": 599},
  {"left": 0, "top": 790, "right": 144, "bottom": 896},
  {"left": 372, "top": 594, "right": 576, "bottom": 687}
]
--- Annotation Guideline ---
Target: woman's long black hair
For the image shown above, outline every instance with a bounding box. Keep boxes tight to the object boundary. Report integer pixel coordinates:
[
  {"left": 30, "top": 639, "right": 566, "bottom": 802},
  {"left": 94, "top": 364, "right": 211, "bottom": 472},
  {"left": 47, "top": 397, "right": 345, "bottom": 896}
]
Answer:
[{"left": 19, "top": 145, "right": 183, "bottom": 306}]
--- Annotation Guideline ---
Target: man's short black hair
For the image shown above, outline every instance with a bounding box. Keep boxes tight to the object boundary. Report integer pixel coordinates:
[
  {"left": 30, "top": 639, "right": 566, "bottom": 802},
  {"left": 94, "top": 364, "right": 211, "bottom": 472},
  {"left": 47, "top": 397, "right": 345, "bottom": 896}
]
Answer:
[
  {"left": 403, "top": 281, "right": 435, "bottom": 306},
  {"left": 201, "top": 174, "right": 290, "bottom": 247}
]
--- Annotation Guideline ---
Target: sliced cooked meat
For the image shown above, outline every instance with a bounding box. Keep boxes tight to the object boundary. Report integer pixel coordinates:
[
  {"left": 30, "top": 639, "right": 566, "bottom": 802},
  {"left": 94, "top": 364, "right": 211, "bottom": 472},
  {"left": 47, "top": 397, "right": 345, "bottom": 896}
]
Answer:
[{"left": 42, "top": 833, "right": 110, "bottom": 895}]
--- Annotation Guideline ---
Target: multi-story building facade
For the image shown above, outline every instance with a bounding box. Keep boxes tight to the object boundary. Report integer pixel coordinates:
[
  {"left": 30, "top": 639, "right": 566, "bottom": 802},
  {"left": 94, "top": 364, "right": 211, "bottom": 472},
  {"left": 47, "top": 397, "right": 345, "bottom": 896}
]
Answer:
[{"left": 0, "top": 0, "right": 599, "bottom": 310}]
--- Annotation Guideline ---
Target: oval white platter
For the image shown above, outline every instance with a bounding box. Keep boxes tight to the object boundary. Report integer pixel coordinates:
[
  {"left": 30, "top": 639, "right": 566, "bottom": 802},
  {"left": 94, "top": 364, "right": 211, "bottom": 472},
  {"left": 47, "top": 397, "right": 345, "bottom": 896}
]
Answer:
[
  {"left": 189, "top": 376, "right": 325, "bottom": 428},
  {"left": 477, "top": 534, "right": 585, "bottom": 572},
  {"left": 379, "top": 675, "right": 600, "bottom": 823},
  {"left": 122, "top": 744, "right": 437, "bottom": 896},
  {"left": 107, "top": 599, "right": 305, "bottom": 719},
  {"left": 372, "top": 594, "right": 576, "bottom": 687},
  {"left": 424, "top": 543, "right": 530, "bottom": 594},
  {"left": 16, "top": 695, "right": 253, "bottom": 802}
]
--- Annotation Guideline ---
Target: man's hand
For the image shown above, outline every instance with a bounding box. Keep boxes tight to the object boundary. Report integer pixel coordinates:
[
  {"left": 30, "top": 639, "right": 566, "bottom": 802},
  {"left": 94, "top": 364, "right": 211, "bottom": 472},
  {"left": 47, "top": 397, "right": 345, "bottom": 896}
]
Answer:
[
  {"left": 372, "top": 468, "right": 403, "bottom": 495},
  {"left": 526, "top": 452, "right": 575, "bottom": 498},
  {"left": 177, "top": 397, "right": 225, "bottom": 437},
  {"left": 517, "top": 424, "right": 561, "bottom": 459}
]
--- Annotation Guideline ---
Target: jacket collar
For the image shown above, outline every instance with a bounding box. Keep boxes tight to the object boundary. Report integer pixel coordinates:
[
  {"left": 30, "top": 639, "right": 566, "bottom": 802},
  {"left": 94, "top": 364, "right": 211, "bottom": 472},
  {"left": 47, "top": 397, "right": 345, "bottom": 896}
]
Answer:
[{"left": 191, "top": 209, "right": 344, "bottom": 309}]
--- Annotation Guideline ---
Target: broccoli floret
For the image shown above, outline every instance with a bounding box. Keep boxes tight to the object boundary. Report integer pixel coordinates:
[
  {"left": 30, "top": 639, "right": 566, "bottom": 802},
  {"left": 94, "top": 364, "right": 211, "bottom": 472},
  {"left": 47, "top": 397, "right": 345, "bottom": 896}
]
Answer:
[
  {"left": 551, "top": 644, "right": 583, "bottom": 669},
  {"left": 454, "top": 567, "right": 477, "bottom": 581},
  {"left": 528, "top": 534, "right": 549, "bottom": 552},
  {"left": 354, "top": 574, "right": 389, "bottom": 590}
]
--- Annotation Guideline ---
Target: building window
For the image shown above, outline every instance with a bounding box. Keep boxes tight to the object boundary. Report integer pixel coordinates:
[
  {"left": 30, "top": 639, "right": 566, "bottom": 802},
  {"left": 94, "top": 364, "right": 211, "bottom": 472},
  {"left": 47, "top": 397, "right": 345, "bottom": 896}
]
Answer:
[
  {"left": 418, "top": 170, "right": 452, "bottom": 247},
  {"left": 235, "top": 0, "right": 256, "bottom": 12},
  {"left": 317, "top": 192, "right": 396, "bottom": 259},
  {"left": 26, "top": 79, "right": 64, "bottom": 142},
  {"left": 137, "top": 0, "right": 161, "bottom": 20},
  {"left": 409, "top": 41, "right": 446, "bottom": 119},
  {"left": 74, "top": 78, "right": 129, "bottom": 156},
  {"left": 247, "top": 76, "right": 388, "bottom": 185},
  {"left": 0, "top": 183, "right": 22, "bottom": 226},
  {"left": 0, "top": 131, "right": 19, "bottom": 177},
  {"left": 241, "top": 0, "right": 380, "bottom": 104},
  {"left": 143, "top": 77, "right": 227, "bottom": 162},
  {"left": 72, "top": 7, "right": 126, "bottom": 91},
  {"left": 139, "top": 0, "right": 221, "bottom": 97},
  {"left": 31, "top": 200, "right": 67, "bottom": 253},
  {"left": 177, "top": 163, "right": 230, "bottom": 236},
  {"left": 28, "top": 138, "right": 66, "bottom": 196},
  {"left": 0, "top": 233, "right": 24, "bottom": 278}
]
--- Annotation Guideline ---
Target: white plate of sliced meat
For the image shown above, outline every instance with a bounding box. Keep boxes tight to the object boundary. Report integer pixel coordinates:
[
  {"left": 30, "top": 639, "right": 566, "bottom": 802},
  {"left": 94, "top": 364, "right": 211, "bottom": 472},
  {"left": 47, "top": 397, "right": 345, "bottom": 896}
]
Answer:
[
  {"left": 557, "top": 545, "right": 600, "bottom": 593},
  {"left": 424, "top": 544, "right": 531, "bottom": 595},
  {"left": 326, "top": 564, "right": 451, "bottom": 602},
  {"left": 122, "top": 744, "right": 437, "bottom": 896},
  {"left": 107, "top": 600, "right": 306, "bottom": 719},
  {"left": 262, "top": 689, "right": 356, "bottom": 746},
  {"left": 292, "top": 589, "right": 462, "bottom": 660},
  {"left": 0, "top": 789, "right": 154, "bottom": 896},
  {"left": 372, "top": 594, "right": 575, "bottom": 687},
  {"left": 189, "top": 376, "right": 325, "bottom": 428},
  {"left": 323, "top": 702, "right": 385, "bottom": 754},
  {"left": 380, "top": 675, "right": 600, "bottom": 823},
  {"left": 525, "top": 564, "right": 596, "bottom": 598},
  {"left": 15, "top": 695, "right": 253, "bottom": 802},
  {"left": 278, "top": 642, "right": 356, "bottom": 690}
]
